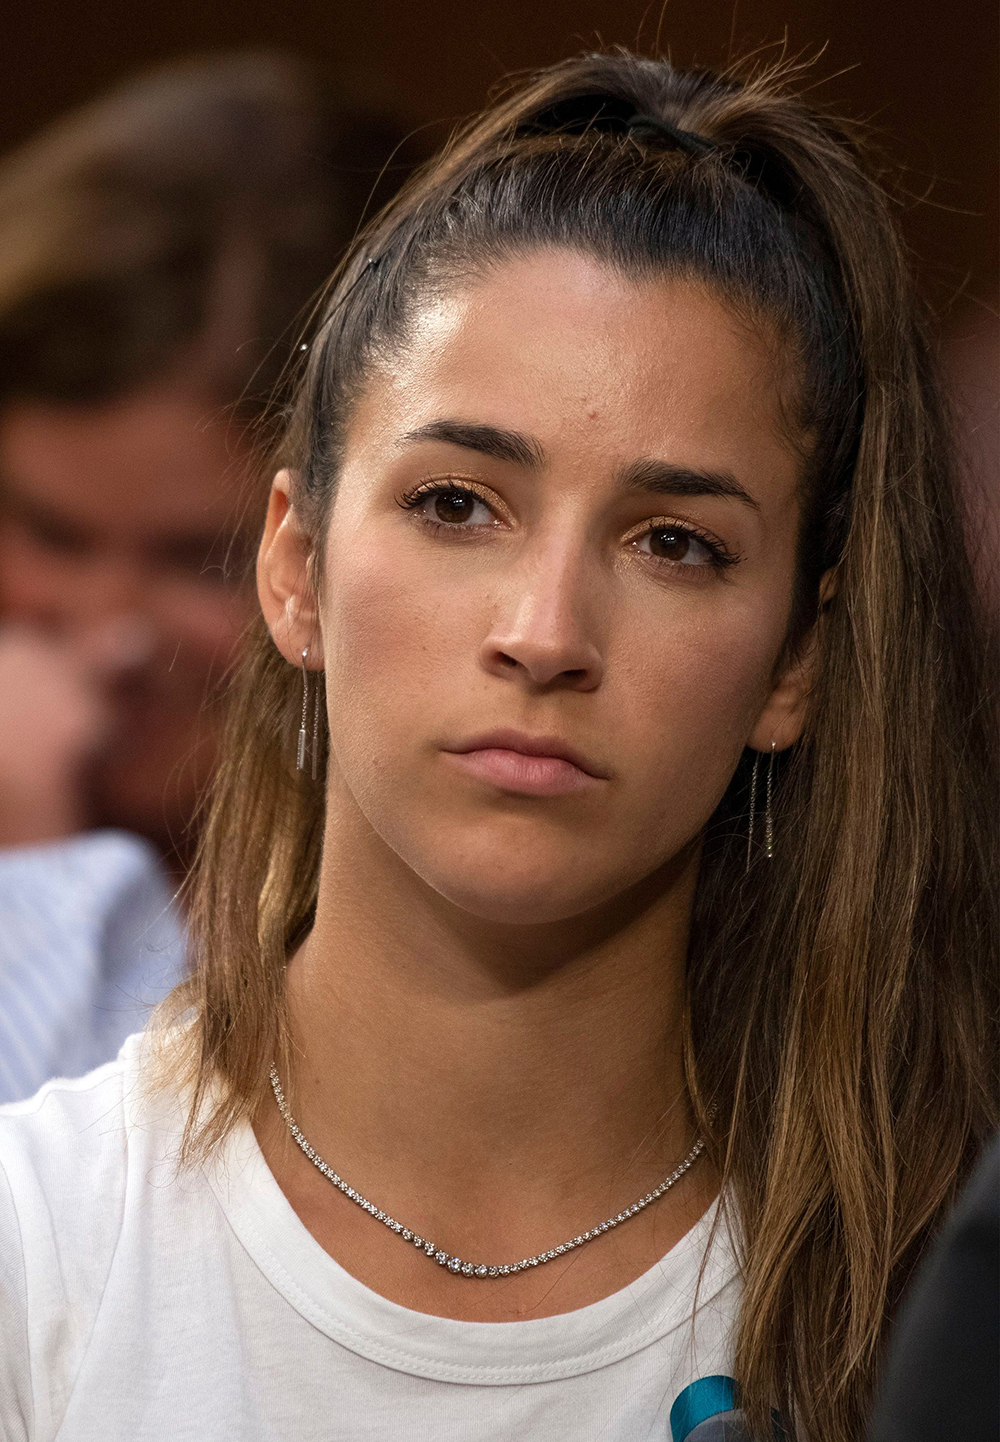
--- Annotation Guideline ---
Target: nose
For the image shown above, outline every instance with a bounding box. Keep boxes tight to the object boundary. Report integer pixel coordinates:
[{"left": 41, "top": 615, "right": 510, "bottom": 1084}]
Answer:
[{"left": 479, "top": 538, "right": 604, "bottom": 691}]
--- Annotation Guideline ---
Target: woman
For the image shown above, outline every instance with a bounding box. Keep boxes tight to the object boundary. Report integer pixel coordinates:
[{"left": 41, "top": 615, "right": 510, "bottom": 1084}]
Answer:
[{"left": 0, "top": 50, "right": 995, "bottom": 1442}]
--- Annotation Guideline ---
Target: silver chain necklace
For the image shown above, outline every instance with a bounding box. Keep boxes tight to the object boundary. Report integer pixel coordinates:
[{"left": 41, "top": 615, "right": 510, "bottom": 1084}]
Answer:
[{"left": 269, "top": 1065, "right": 707, "bottom": 1280}]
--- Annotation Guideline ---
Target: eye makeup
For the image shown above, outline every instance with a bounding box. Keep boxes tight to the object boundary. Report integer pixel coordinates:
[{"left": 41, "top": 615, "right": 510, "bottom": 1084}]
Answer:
[{"left": 395, "top": 478, "right": 744, "bottom": 576}]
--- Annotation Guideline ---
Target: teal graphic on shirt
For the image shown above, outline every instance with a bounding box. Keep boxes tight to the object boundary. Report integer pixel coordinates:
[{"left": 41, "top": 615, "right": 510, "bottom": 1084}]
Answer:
[
  {"left": 670, "top": 1376, "right": 787, "bottom": 1440},
  {"left": 670, "top": 1376, "right": 745, "bottom": 1440}
]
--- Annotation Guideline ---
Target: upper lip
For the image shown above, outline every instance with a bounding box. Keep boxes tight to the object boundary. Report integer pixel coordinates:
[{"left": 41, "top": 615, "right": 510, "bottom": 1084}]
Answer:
[{"left": 444, "top": 728, "right": 608, "bottom": 779}]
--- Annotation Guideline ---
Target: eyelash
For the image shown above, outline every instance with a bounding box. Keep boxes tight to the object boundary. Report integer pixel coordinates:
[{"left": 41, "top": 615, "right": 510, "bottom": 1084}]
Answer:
[
  {"left": 397, "top": 480, "right": 497, "bottom": 521},
  {"left": 396, "top": 481, "right": 743, "bottom": 572}
]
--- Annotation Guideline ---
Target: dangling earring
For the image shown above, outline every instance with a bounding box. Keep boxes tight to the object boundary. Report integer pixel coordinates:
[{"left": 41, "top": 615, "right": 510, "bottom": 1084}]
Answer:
[
  {"left": 296, "top": 647, "right": 325, "bottom": 778},
  {"left": 746, "top": 741, "right": 777, "bottom": 873},
  {"left": 310, "top": 666, "right": 322, "bottom": 780},
  {"left": 296, "top": 649, "right": 310, "bottom": 772},
  {"left": 746, "top": 750, "right": 761, "bottom": 875}
]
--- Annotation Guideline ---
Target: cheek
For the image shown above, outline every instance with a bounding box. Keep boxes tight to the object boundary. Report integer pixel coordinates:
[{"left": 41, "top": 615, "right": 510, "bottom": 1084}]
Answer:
[
  {"left": 651, "top": 613, "right": 774, "bottom": 731},
  {"left": 320, "top": 535, "right": 473, "bottom": 754},
  {"left": 618, "top": 603, "right": 783, "bottom": 809}
]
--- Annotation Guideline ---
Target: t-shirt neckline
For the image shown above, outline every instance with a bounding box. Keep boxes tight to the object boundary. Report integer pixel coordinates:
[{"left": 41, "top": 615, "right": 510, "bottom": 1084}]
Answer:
[{"left": 207, "top": 1114, "right": 736, "bottom": 1385}]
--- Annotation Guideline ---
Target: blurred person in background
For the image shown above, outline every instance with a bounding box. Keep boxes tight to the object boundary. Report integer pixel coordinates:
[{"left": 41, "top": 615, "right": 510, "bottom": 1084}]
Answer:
[
  {"left": 0, "top": 50, "right": 410, "bottom": 869},
  {"left": 867, "top": 1131, "right": 999, "bottom": 1442},
  {"left": 0, "top": 53, "right": 412, "bottom": 1101}
]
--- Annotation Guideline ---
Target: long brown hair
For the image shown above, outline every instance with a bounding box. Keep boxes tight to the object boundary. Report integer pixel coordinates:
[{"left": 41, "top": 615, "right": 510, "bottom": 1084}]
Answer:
[{"left": 154, "top": 50, "right": 999, "bottom": 1442}]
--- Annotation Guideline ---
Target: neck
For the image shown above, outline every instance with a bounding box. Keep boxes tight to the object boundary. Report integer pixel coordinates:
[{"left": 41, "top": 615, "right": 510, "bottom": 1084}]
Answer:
[{"left": 276, "top": 793, "right": 702, "bottom": 1242}]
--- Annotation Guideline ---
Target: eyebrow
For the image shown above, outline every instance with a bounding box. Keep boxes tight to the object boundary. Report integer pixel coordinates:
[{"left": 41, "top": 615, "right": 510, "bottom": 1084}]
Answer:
[
  {"left": 401, "top": 419, "right": 544, "bottom": 468},
  {"left": 399, "top": 419, "right": 760, "bottom": 513},
  {"left": 617, "top": 458, "right": 761, "bottom": 513}
]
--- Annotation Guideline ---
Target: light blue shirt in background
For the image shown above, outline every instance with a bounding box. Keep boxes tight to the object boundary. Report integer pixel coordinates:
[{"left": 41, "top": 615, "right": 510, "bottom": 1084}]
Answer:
[{"left": 0, "top": 830, "right": 186, "bottom": 1104}]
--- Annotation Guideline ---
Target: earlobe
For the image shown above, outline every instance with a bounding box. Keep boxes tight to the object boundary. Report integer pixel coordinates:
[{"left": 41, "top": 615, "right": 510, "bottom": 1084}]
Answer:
[
  {"left": 817, "top": 564, "right": 839, "bottom": 609},
  {"left": 748, "top": 565, "right": 837, "bottom": 752},
  {"left": 257, "top": 470, "right": 324, "bottom": 667},
  {"left": 749, "top": 641, "right": 814, "bottom": 752}
]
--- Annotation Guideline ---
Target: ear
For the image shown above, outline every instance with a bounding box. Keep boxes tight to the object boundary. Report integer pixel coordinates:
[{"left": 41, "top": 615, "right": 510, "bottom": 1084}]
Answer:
[
  {"left": 748, "top": 566, "right": 838, "bottom": 753},
  {"left": 256, "top": 470, "right": 324, "bottom": 668}
]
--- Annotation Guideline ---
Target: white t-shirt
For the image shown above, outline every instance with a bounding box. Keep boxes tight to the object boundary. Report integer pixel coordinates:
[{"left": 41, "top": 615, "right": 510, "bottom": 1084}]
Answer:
[{"left": 0, "top": 1033, "right": 742, "bottom": 1442}]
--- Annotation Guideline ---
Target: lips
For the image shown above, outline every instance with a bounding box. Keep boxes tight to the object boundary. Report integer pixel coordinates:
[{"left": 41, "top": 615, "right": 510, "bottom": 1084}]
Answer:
[
  {"left": 446, "top": 729, "right": 606, "bottom": 778},
  {"left": 440, "top": 729, "right": 608, "bottom": 797}
]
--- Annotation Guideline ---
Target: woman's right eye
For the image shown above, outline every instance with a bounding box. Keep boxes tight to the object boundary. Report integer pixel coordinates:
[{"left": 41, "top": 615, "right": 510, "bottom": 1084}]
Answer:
[{"left": 402, "top": 485, "right": 498, "bottom": 528}]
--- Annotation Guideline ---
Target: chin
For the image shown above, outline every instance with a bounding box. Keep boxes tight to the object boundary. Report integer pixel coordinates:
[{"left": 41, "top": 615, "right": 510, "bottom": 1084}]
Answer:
[
  {"left": 342, "top": 779, "right": 676, "bottom": 926},
  {"left": 412, "top": 850, "right": 629, "bottom": 926},
  {"left": 435, "top": 880, "right": 599, "bottom": 926}
]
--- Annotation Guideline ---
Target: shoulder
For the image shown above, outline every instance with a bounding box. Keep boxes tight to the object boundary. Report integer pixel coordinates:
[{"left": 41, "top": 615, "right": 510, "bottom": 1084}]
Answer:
[
  {"left": 0, "top": 1035, "right": 134, "bottom": 1226},
  {"left": 0, "top": 1027, "right": 192, "bottom": 1262},
  {"left": 0, "top": 1032, "right": 186, "bottom": 1435}
]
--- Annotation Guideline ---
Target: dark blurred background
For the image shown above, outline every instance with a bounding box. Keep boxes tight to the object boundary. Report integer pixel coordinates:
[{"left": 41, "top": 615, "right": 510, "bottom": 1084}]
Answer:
[{"left": 2, "top": 0, "right": 997, "bottom": 314}]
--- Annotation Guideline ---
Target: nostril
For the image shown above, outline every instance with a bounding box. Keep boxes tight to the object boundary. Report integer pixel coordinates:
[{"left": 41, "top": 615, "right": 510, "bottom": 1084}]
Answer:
[{"left": 483, "top": 638, "right": 603, "bottom": 690}]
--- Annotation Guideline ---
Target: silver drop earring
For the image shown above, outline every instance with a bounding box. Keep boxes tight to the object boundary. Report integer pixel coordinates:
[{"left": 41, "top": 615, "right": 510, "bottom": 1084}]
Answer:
[
  {"left": 296, "top": 649, "right": 310, "bottom": 772},
  {"left": 746, "top": 741, "right": 777, "bottom": 873},
  {"left": 310, "top": 667, "right": 322, "bottom": 780},
  {"left": 296, "top": 648, "right": 324, "bottom": 778},
  {"left": 746, "top": 750, "right": 761, "bottom": 874}
]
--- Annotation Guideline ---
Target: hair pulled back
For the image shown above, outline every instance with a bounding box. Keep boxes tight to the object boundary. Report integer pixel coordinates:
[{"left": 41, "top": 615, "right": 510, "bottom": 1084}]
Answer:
[{"left": 158, "top": 50, "right": 999, "bottom": 1442}]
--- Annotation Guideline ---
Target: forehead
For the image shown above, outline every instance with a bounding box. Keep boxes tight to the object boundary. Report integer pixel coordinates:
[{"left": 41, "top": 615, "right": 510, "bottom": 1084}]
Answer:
[{"left": 348, "top": 249, "right": 802, "bottom": 487}]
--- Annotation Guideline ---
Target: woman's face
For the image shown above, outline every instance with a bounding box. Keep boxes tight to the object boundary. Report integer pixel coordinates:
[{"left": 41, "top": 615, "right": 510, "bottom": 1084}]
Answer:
[{"left": 263, "top": 250, "right": 820, "bottom": 924}]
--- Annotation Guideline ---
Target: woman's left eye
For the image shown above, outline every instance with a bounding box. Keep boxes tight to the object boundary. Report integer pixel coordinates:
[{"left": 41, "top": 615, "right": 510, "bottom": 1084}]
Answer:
[
  {"left": 634, "top": 525, "right": 718, "bottom": 567},
  {"left": 401, "top": 485, "right": 497, "bottom": 527}
]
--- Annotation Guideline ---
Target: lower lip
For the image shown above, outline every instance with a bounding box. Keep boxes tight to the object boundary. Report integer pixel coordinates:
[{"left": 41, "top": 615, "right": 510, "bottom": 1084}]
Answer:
[{"left": 443, "top": 748, "right": 600, "bottom": 797}]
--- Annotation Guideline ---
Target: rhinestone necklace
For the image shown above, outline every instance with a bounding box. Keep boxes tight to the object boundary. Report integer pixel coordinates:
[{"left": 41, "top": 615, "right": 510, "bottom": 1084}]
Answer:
[{"left": 269, "top": 1065, "right": 707, "bottom": 1280}]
